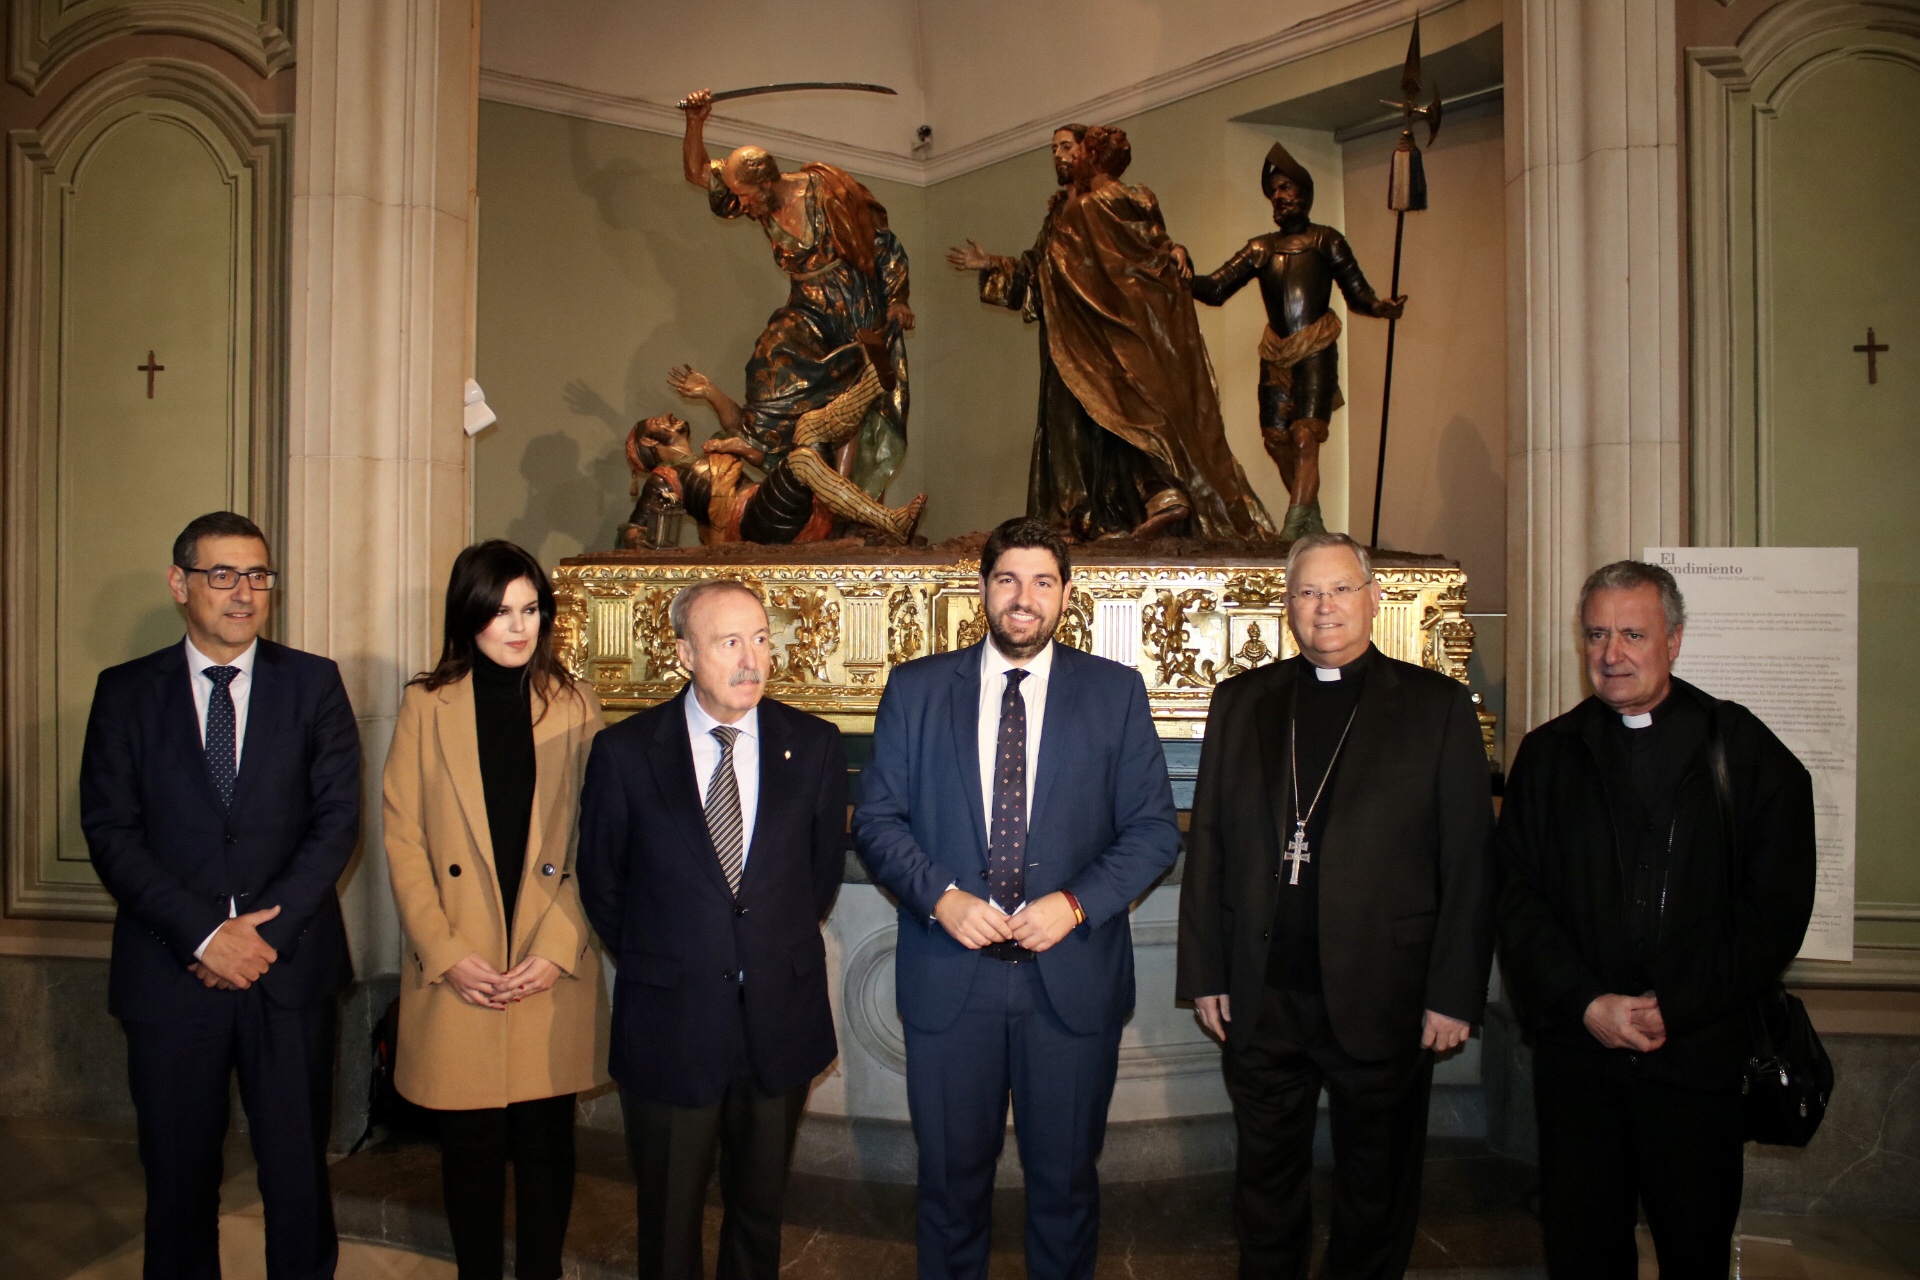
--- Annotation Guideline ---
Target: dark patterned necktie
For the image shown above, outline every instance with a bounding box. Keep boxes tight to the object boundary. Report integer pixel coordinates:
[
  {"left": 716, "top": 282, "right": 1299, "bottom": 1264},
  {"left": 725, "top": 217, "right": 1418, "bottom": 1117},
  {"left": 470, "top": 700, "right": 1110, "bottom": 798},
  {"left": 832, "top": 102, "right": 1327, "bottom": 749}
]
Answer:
[
  {"left": 989, "top": 669, "right": 1028, "bottom": 911},
  {"left": 705, "top": 725, "right": 745, "bottom": 894},
  {"left": 204, "top": 666, "right": 241, "bottom": 809}
]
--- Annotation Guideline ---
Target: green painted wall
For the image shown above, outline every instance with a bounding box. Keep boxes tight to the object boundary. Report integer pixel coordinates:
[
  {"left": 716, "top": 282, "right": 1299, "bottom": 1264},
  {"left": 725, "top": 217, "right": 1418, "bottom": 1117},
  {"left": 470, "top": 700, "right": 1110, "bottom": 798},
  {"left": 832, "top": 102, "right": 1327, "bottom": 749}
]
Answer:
[{"left": 1763, "top": 53, "right": 1920, "bottom": 936}]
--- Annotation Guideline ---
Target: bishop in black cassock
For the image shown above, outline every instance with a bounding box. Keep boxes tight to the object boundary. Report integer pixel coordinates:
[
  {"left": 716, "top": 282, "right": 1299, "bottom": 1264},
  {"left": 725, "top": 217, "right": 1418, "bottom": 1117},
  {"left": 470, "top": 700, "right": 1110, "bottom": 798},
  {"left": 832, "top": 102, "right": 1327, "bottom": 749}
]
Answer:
[{"left": 1178, "top": 532, "right": 1494, "bottom": 1280}]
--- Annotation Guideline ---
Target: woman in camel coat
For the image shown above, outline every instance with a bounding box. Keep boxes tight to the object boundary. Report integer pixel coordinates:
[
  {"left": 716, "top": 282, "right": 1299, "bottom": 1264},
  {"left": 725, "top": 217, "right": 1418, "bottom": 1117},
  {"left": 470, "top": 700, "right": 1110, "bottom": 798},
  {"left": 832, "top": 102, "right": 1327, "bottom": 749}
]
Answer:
[{"left": 384, "top": 539, "right": 607, "bottom": 1280}]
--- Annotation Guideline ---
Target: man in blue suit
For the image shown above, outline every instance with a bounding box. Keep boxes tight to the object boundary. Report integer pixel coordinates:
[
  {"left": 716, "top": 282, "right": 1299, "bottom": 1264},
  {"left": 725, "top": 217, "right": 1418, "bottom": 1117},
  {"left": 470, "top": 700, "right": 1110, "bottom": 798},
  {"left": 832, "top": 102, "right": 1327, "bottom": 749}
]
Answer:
[
  {"left": 82, "top": 511, "right": 361, "bottom": 1280},
  {"left": 855, "top": 516, "right": 1180, "bottom": 1280}
]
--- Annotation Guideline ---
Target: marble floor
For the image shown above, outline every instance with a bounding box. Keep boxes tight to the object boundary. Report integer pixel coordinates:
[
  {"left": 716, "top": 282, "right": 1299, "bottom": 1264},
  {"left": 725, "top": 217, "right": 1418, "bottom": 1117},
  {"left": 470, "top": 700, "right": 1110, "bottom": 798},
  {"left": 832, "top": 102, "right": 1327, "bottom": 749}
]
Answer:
[{"left": 5, "top": 1118, "right": 1919, "bottom": 1280}]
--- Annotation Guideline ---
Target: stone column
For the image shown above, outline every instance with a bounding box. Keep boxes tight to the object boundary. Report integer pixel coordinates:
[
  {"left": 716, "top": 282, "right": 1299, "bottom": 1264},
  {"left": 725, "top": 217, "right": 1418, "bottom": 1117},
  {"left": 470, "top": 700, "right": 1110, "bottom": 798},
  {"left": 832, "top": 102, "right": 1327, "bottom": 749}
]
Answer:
[
  {"left": 286, "top": 0, "right": 478, "bottom": 975},
  {"left": 1503, "top": 0, "right": 1686, "bottom": 742}
]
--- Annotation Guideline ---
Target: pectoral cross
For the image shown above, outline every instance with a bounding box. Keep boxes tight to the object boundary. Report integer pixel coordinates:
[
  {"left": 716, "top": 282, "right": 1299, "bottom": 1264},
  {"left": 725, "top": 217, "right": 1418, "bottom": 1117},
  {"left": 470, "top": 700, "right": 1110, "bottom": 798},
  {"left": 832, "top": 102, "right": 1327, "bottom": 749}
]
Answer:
[
  {"left": 136, "top": 351, "right": 165, "bottom": 398},
  {"left": 1854, "top": 328, "right": 1888, "bottom": 385},
  {"left": 1283, "top": 822, "right": 1311, "bottom": 886}
]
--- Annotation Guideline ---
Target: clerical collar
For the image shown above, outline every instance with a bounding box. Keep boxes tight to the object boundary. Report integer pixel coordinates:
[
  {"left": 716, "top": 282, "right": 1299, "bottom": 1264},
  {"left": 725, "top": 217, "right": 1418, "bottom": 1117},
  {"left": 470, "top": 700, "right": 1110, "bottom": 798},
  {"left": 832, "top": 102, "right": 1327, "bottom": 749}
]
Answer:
[
  {"left": 1617, "top": 685, "right": 1676, "bottom": 730},
  {"left": 1303, "top": 646, "right": 1372, "bottom": 682}
]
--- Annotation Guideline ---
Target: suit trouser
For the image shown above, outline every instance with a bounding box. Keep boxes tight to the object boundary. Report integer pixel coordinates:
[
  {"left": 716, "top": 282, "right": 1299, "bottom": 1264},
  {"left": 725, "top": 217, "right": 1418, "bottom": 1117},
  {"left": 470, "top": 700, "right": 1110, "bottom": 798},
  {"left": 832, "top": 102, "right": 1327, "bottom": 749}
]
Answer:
[
  {"left": 122, "top": 990, "right": 338, "bottom": 1280},
  {"left": 1532, "top": 1042, "right": 1745, "bottom": 1280},
  {"left": 1221, "top": 986, "right": 1433, "bottom": 1280},
  {"left": 618, "top": 991, "right": 808, "bottom": 1280},
  {"left": 435, "top": 1093, "right": 577, "bottom": 1280},
  {"left": 903, "top": 956, "right": 1124, "bottom": 1280}
]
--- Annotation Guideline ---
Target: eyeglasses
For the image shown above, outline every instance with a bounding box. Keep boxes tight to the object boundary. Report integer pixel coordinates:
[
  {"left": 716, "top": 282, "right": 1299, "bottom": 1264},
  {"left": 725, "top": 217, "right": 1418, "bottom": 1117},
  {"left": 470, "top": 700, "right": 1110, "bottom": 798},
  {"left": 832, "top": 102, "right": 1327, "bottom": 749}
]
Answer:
[
  {"left": 184, "top": 567, "right": 278, "bottom": 591},
  {"left": 1287, "top": 582, "right": 1370, "bottom": 605}
]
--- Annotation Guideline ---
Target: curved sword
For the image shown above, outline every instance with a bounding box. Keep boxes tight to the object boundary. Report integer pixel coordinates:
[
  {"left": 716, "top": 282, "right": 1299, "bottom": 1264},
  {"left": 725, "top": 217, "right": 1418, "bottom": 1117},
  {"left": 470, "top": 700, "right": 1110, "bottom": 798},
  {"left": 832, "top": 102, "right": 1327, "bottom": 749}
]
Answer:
[{"left": 677, "top": 83, "right": 897, "bottom": 109}]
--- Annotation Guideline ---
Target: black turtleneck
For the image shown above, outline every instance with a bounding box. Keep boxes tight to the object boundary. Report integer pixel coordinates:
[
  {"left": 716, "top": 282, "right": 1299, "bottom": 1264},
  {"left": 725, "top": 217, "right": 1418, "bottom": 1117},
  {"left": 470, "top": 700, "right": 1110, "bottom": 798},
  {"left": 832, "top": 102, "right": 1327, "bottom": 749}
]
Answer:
[
  {"left": 1267, "top": 645, "right": 1372, "bottom": 992},
  {"left": 471, "top": 651, "right": 536, "bottom": 931}
]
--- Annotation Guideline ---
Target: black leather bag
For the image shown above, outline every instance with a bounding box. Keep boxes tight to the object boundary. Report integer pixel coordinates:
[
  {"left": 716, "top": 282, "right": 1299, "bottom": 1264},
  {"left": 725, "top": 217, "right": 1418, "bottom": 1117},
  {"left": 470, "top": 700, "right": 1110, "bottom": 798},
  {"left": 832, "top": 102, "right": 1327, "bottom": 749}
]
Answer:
[
  {"left": 347, "top": 997, "right": 437, "bottom": 1154},
  {"left": 1741, "top": 983, "right": 1834, "bottom": 1146},
  {"left": 1707, "top": 708, "right": 1833, "bottom": 1147}
]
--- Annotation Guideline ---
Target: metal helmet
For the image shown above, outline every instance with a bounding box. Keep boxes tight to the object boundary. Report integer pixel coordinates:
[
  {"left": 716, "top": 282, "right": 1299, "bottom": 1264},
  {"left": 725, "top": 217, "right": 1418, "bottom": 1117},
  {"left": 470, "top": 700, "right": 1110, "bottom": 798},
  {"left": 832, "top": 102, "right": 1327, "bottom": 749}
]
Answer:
[{"left": 1261, "top": 142, "right": 1315, "bottom": 214}]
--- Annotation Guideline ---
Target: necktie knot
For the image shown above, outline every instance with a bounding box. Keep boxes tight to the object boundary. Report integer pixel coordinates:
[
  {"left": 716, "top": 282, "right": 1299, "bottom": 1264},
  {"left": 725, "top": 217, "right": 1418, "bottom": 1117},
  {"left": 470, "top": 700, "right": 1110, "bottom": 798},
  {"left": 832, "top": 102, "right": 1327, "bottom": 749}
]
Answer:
[
  {"left": 1003, "top": 668, "right": 1027, "bottom": 695},
  {"left": 205, "top": 665, "right": 240, "bottom": 690},
  {"left": 711, "top": 724, "right": 740, "bottom": 752}
]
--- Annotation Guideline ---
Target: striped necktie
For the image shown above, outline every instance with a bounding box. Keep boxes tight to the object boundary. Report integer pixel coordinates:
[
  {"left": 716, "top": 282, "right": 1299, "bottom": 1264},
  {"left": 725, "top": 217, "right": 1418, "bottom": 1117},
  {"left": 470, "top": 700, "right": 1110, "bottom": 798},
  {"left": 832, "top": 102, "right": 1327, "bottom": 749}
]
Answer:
[{"left": 704, "top": 725, "right": 745, "bottom": 894}]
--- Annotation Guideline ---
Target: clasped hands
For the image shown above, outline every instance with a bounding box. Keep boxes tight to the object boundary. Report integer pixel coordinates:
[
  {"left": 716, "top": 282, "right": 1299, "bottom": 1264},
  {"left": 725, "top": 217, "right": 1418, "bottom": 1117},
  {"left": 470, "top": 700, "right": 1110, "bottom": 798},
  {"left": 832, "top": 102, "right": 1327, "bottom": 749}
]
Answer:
[
  {"left": 443, "top": 953, "right": 563, "bottom": 1010},
  {"left": 188, "top": 904, "right": 281, "bottom": 990},
  {"left": 1585, "top": 992, "right": 1667, "bottom": 1052},
  {"left": 934, "top": 887, "right": 1078, "bottom": 953}
]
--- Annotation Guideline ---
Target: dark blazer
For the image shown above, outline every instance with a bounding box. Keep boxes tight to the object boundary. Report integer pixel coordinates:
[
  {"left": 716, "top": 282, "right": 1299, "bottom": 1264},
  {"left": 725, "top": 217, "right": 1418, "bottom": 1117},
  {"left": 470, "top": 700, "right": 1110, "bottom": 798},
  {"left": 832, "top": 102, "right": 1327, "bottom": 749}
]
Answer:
[
  {"left": 577, "top": 689, "right": 846, "bottom": 1109},
  {"left": 81, "top": 638, "right": 362, "bottom": 1021},
  {"left": 1176, "top": 649, "right": 1494, "bottom": 1061},
  {"left": 853, "top": 642, "right": 1181, "bottom": 1036},
  {"left": 1496, "top": 679, "right": 1815, "bottom": 1088}
]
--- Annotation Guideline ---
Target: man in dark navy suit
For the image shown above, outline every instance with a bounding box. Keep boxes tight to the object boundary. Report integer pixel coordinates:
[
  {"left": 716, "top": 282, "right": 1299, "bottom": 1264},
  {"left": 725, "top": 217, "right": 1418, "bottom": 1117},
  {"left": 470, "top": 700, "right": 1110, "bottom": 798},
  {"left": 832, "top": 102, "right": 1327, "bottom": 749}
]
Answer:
[
  {"left": 854, "top": 516, "right": 1181, "bottom": 1280},
  {"left": 577, "top": 579, "right": 846, "bottom": 1280},
  {"left": 82, "top": 511, "right": 361, "bottom": 1280}
]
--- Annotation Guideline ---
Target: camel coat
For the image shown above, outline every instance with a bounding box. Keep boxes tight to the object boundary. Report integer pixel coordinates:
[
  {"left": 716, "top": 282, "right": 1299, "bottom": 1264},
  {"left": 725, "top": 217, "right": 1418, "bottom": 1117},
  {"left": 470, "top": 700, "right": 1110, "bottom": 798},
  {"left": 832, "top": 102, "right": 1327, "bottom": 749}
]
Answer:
[{"left": 383, "top": 674, "right": 609, "bottom": 1110}]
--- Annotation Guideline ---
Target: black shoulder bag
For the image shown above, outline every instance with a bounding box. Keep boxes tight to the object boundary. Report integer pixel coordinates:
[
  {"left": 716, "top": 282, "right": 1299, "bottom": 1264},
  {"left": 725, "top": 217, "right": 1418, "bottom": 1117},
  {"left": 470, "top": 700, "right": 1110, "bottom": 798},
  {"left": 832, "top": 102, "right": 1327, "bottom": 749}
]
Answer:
[{"left": 1706, "top": 706, "right": 1833, "bottom": 1147}]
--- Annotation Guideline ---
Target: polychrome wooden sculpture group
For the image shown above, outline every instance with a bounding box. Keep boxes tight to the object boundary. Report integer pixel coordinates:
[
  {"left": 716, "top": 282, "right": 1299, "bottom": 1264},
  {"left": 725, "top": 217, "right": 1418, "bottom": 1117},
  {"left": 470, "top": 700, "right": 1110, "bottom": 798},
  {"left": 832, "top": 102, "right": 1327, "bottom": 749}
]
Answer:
[{"left": 620, "top": 80, "right": 1422, "bottom": 551}]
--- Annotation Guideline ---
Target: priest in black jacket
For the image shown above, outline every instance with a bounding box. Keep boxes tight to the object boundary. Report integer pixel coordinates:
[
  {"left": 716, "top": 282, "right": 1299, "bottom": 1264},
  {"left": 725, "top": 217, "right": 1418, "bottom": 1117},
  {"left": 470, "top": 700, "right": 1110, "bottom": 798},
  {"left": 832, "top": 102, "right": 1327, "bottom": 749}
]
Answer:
[
  {"left": 1497, "top": 560, "right": 1815, "bottom": 1278},
  {"left": 1177, "top": 531, "right": 1494, "bottom": 1280}
]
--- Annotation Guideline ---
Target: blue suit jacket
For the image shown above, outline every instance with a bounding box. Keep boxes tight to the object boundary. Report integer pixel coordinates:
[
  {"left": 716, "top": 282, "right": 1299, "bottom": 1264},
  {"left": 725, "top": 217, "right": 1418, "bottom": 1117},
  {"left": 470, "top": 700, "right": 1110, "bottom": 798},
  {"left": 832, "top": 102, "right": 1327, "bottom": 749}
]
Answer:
[
  {"left": 80, "top": 638, "right": 362, "bottom": 1021},
  {"left": 853, "top": 642, "right": 1180, "bottom": 1035}
]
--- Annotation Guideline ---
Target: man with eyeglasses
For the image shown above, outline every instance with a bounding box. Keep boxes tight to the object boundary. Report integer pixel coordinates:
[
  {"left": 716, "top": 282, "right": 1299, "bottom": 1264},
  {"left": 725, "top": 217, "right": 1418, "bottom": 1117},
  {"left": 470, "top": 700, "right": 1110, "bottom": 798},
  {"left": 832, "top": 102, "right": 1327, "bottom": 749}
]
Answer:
[
  {"left": 1177, "top": 530, "right": 1495, "bottom": 1279},
  {"left": 81, "top": 510, "right": 361, "bottom": 1279}
]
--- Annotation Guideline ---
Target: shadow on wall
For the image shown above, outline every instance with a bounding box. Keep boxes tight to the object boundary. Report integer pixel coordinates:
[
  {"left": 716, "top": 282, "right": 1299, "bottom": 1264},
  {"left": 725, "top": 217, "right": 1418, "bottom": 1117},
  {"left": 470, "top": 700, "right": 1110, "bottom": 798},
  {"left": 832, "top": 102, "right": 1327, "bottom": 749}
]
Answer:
[
  {"left": 503, "top": 430, "right": 633, "bottom": 562},
  {"left": 1422, "top": 413, "right": 1505, "bottom": 604}
]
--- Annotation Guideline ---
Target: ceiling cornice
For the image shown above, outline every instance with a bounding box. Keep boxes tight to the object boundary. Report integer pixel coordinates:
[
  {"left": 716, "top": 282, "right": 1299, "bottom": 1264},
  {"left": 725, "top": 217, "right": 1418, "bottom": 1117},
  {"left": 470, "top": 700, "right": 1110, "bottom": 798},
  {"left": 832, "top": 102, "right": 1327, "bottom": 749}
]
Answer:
[{"left": 479, "top": 0, "right": 1453, "bottom": 188}]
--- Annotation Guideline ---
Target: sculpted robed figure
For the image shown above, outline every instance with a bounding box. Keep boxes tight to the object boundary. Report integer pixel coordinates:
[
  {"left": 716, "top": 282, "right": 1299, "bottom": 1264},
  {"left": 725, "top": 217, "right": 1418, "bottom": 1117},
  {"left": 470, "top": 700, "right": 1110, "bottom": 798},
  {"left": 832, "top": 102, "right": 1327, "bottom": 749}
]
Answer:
[{"left": 952, "top": 126, "right": 1275, "bottom": 543}]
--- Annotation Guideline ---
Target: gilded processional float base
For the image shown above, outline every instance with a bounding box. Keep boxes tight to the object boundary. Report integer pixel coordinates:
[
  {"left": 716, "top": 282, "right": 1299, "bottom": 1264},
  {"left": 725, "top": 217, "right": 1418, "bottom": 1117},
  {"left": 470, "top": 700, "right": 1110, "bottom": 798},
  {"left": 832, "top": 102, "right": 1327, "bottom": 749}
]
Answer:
[{"left": 553, "top": 537, "right": 1495, "bottom": 755}]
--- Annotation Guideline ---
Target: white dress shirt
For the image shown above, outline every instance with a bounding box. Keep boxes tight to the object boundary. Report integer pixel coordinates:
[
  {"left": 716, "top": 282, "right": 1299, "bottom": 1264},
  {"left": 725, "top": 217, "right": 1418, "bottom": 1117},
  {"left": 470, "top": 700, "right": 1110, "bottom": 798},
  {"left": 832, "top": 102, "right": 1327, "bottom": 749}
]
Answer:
[
  {"left": 978, "top": 639, "right": 1053, "bottom": 831},
  {"left": 185, "top": 637, "right": 257, "bottom": 960},
  {"left": 686, "top": 692, "right": 761, "bottom": 868}
]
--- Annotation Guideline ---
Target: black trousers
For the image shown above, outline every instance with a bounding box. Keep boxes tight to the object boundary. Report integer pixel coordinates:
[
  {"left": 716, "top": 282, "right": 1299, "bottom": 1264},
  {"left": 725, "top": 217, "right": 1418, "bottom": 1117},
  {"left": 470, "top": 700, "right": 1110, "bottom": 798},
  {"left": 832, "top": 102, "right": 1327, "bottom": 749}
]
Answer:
[
  {"left": 436, "top": 1093, "right": 577, "bottom": 1280},
  {"left": 1221, "top": 987, "right": 1433, "bottom": 1280},
  {"left": 122, "top": 992, "right": 337, "bottom": 1280},
  {"left": 620, "top": 1078, "right": 807, "bottom": 1280},
  {"left": 1533, "top": 1042, "right": 1745, "bottom": 1280}
]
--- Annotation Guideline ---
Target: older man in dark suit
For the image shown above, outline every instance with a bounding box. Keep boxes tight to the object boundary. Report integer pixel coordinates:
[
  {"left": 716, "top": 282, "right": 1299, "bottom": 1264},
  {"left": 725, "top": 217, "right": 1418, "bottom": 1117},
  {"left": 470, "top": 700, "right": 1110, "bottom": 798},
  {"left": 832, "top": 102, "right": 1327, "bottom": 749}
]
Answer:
[
  {"left": 1177, "top": 530, "right": 1495, "bottom": 1280},
  {"left": 577, "top": 578, "right": 847, "bottom": 1280},
  {"left": 855, "top": 516, "right": 1181, "bottom": 1280},
  {"left": 82, "top": 510, "right": 362, "bottom": 1280}
]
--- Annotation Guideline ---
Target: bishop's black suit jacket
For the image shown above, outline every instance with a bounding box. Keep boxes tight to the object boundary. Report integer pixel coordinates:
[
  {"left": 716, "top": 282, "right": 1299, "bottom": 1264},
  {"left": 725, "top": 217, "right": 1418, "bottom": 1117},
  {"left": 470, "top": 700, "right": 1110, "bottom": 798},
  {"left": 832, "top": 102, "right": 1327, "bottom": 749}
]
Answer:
[
  {"left": 81, "top": 638, "right": 362, "bottom": 1022},
  {"left": 1176, "top": 649, "right": 1495, "bottom": 1061},
  {"left": 576, "top": 689, "right": 847, "bottom": 1109}
]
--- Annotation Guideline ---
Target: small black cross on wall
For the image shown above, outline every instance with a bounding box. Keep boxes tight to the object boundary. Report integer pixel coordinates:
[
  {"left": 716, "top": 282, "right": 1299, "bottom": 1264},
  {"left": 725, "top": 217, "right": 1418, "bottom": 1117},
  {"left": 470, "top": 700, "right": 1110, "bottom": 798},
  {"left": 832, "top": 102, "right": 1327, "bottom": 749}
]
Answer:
[
  {"left": 135, "top": 351, "right": 165, "bottom": 395},
  {"left": 136, "top": 350, "right": 165, "bottom": 398},
  {"left": 1854, "top": 328, "right": 1888, "bottom": 385}
]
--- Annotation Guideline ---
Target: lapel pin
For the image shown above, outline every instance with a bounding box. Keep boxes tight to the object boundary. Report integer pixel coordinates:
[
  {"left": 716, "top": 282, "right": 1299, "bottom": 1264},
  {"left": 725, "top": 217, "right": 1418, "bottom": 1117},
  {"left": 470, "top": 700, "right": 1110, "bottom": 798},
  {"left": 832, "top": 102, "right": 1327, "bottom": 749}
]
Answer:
[{"left": 784, "top": 749, "right": 791, "bottom": 760}]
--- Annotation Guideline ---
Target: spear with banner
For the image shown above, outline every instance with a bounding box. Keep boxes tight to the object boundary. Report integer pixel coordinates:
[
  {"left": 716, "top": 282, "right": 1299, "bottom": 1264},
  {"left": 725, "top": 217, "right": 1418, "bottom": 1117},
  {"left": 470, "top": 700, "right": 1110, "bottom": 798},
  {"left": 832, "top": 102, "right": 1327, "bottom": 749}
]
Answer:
[{"left": 1368, "top": 16, "right": 1441, "bottom": 549}]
